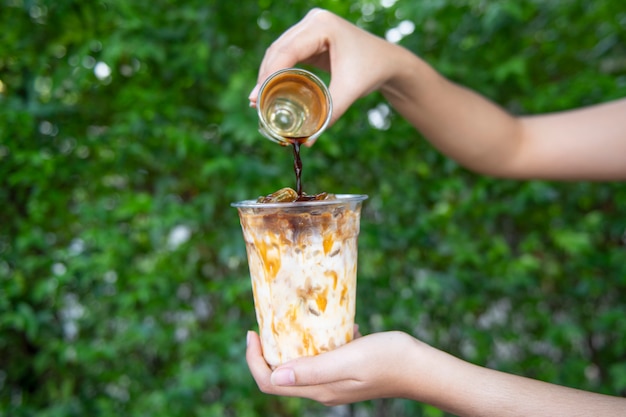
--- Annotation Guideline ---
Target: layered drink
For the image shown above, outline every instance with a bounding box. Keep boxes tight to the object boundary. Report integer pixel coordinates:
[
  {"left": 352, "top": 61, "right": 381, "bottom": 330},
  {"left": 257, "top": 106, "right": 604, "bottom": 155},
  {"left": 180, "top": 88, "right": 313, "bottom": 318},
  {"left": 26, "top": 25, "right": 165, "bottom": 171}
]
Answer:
[{"left": 233, "top": 193, "right": 367, "bottom": 368}]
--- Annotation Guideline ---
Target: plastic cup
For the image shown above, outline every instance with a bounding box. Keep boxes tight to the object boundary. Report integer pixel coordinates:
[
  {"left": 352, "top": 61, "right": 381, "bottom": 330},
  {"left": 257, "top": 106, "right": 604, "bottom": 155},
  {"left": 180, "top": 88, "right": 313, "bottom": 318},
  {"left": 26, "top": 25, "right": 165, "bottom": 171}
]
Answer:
[{"left": 232, "top": 195, "right": 367, "bottom": 368}]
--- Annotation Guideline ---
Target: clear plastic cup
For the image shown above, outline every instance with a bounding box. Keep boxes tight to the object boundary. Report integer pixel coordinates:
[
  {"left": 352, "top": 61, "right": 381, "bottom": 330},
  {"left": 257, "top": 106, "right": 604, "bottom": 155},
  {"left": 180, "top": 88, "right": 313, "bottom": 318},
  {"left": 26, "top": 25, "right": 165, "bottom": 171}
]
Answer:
[{"left": 232, "top": 195, "right": 367, "bottom": 368}]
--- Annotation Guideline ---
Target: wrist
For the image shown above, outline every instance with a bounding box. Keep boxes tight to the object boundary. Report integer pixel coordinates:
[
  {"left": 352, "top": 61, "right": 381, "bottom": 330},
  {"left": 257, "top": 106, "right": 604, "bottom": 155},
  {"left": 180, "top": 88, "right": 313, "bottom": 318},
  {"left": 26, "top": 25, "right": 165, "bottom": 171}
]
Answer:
[
  {"left": 400, "top": 336, "right": 482, "bottom": 414},
  {"left": 380, "top": 46, "right": 436, "bottom": 105}
]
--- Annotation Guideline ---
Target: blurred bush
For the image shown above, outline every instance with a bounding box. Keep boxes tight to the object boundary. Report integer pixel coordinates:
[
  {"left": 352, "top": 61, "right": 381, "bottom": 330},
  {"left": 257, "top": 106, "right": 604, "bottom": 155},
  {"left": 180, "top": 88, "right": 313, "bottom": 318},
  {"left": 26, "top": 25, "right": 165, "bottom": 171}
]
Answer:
[{"left": 1, "top": 0, "right": 625, "bottom": 416}]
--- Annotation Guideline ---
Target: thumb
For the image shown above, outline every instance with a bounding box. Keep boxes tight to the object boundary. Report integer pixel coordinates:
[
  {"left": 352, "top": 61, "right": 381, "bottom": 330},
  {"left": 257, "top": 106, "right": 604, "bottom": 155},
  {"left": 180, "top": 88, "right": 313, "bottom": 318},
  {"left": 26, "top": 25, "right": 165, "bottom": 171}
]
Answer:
[
  {"left": 270, "top": 360, "right": 341, "bottom": 387},
  {"left": 269, "top": 340, "right": 362, "bottom": 387},
  {"left": 270, "top": 367, "right": 297, "bottom": 386}
]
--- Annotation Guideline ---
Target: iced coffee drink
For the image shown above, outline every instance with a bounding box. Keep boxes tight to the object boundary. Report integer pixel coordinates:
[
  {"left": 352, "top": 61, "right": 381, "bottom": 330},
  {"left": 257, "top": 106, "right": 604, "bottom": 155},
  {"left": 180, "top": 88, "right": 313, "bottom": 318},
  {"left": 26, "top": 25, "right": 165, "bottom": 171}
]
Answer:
[{"left": 233, "top": 193, "right": 367, "bottom": 368}]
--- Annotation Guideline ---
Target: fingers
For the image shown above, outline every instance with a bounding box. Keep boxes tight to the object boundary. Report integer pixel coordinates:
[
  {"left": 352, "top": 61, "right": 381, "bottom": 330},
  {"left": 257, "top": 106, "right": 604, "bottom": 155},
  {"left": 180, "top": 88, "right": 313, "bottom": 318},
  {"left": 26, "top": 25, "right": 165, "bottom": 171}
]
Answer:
[
  {"left": 266, "top": 340, "right": 368, "bottom": 406},
  {"left": 271, "top": 337, "right": 366, "bottom": 387},
  {"left": 247, "top": 325, "right": 362, "bottom": 389},
  {"left": 248, "top": 8, "right": 378, "bottom": 132},
  {"left": 245, "top": 329, "right": 345, "bottom": 404},
  {"left": 246, "top": 330, "right": 340, "bottom": 391},
  {"left": 245, "top": 331, "right": 273, "bottom": 388},
  {"left": 245, "top": 329, "right": 361, "bottom": 387},
  {"left": 257, "top": 8, "right": 330, "bottom": 83},
  {"left": 249, "top": 7, "right": 403, "bottom": 134},
  {"left": 245, "top": 330, "right": 420, "bottom": 406},
  {"left": 249, "top": 9, "right": 334, "bottom": 108}
]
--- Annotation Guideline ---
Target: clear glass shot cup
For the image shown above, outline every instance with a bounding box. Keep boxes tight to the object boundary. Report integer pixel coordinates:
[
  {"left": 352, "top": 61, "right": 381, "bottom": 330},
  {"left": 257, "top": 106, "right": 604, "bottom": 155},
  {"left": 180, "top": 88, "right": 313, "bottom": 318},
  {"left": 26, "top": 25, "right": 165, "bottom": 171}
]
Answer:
[
  {"left": 257, "top": 68, "right": 333, "bottom": 146},
  {"left": 232, "top": 195, "right": 367, "bottom": 368}
]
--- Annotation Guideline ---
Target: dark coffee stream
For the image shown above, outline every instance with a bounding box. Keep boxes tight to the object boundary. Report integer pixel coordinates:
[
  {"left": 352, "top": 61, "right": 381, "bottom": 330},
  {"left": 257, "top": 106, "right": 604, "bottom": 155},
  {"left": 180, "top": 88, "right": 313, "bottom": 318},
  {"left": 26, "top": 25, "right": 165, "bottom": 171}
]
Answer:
[
  {"left": 288, "top": 138, "right": 318, "bottom": 202},
  {"left": 291, "top": 141, "right": 304, "bottom": 196}
]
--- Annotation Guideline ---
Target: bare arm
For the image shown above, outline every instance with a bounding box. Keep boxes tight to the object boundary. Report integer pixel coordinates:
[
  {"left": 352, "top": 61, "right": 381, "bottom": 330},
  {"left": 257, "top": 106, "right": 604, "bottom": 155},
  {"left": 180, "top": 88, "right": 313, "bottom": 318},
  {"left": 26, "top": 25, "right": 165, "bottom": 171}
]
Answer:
[
  {"left": 382, "top": 50, "right": 626, "bottom": 180},
  {"left": 409, "top": 334, "right": 626, "bottom": 416},
  {"left": 247, "top": 331, "right": 626, "bottom": 416},
  {"left": 250, "top": 9, "right": 626, "bottom": 180}
]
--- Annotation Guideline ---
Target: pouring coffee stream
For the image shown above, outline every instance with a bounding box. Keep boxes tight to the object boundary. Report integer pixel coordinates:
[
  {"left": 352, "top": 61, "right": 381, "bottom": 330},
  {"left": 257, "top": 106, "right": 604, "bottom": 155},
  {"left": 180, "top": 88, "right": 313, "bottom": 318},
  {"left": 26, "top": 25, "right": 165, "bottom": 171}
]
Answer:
[
  {"left": 291, "top": 139, "right": 305, "bottom": 198},
  {"left": 256, "top": 68, "right": 333, "bottom": 202},
  {"left": 288, "top": 138, "right": 311, "bottom": 200}
]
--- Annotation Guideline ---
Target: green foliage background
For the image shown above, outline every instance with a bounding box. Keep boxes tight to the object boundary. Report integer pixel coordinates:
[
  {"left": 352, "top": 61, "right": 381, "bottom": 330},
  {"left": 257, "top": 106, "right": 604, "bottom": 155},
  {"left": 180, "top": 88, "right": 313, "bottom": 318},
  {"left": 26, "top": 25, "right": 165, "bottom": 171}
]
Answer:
[{"left": 1, "top": 0, "right": 625, "bottom": 415}]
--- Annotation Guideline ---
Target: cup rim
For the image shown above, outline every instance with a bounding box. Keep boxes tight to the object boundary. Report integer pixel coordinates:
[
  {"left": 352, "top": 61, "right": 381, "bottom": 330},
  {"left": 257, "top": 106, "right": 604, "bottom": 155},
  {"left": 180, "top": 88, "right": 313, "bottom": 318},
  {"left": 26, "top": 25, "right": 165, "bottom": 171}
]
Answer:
[{"left": 231, "top": 194, "right": 368, "bottom": 209}]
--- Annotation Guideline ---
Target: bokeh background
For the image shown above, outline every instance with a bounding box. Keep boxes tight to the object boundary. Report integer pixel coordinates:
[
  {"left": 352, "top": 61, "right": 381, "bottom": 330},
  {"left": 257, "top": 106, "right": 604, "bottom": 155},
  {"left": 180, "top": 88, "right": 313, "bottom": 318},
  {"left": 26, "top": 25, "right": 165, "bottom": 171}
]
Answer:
[{"left": 2, "top": 0, "right": 626, "bottom": 416}]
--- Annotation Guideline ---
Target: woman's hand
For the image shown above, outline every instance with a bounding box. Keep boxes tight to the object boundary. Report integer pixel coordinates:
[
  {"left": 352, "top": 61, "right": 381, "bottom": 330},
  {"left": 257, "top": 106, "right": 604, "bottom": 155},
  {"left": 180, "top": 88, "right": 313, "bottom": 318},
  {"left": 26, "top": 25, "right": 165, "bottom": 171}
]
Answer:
[
  {"left": 246, "top": 330, "right": 428, "bottom": 406},
  {"left": 246, "top": 329, "right": 626, "bottom": 416},
  {"left": 248, "top": 9, "right": 409, "bottom": 129}
]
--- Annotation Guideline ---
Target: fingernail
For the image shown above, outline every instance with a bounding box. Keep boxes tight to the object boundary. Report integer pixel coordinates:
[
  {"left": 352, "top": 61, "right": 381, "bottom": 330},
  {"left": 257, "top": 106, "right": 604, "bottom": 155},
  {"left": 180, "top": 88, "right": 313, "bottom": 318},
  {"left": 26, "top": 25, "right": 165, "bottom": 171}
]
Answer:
[
  {"left": 271, "top": 368, "right": 295, "bottom": 386},
  {"left": 246, "top": 331, "right": 251, "bottom": 346},
  {"left": 248, "top": 84, "right": 260, "bottom": 101}
]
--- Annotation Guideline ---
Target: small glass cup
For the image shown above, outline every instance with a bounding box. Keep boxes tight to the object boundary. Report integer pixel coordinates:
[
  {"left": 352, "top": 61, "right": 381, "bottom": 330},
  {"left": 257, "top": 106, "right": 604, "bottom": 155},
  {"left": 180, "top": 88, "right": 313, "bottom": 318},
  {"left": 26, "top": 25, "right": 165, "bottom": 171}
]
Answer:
[{"left": 257, "top": 68, "right": 332, "bottom": 146}]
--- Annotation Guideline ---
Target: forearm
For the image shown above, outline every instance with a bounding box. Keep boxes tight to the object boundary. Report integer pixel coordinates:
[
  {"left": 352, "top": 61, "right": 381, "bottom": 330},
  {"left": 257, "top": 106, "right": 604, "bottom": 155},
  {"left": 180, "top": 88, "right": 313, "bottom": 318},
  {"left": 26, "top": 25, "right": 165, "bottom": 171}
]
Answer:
[
  {"left": 379, "top": 45, "right": 626, "bottom": 180},
  {"left": 380, "top": 47, "right": 525, "bottom": 177},
  {"left": 405, "top": 339, "right": 626, "bottom": 417}
]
